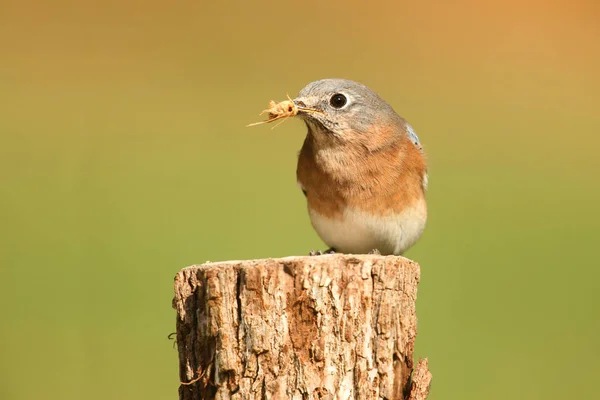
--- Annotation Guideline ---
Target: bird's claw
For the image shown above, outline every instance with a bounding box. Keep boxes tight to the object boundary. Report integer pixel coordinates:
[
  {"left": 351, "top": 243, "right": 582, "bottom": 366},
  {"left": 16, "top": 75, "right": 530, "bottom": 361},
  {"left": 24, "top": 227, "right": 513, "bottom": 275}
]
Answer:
[
  {"left": 368, "top": 248, "right": 381, "bottom": 255},
  {"left": 309, "top": 248, "right": 336, "bottom": 256}
]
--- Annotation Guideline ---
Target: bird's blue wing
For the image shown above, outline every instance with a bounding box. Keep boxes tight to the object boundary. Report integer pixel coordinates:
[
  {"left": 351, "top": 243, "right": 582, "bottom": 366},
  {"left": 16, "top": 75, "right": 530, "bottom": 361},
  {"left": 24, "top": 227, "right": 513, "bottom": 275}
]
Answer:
[{"left": 405, "top": 123, "right": 423, "bottom": 152}]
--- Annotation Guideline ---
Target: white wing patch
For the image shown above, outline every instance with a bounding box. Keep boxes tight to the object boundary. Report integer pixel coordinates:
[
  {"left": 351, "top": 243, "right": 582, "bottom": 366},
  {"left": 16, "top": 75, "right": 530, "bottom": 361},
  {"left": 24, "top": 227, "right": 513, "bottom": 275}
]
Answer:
[{"left": 405, "top": 123, "right": 423, "bottom": 152}]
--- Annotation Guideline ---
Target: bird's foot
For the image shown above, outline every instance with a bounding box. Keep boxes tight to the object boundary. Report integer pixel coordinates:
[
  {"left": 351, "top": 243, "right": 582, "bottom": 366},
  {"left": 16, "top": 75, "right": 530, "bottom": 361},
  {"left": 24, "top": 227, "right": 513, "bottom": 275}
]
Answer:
[
  {"left": 308, "top": 248, "right": 336, "bottom": 256},
  {"left": 368, "top": 248, "right": 381, "bottom": 255}
]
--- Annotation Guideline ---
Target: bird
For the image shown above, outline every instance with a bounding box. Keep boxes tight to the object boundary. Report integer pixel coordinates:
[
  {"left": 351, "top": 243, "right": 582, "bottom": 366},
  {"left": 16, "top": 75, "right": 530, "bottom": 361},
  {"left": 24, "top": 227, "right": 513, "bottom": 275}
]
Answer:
[{"left": 290, "top": 78, "right": 428, "bottom": 256}]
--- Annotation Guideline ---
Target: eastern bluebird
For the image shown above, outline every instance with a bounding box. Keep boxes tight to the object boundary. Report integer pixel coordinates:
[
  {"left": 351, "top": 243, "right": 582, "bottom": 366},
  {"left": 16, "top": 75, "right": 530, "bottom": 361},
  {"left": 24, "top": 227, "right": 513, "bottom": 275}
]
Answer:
[
  {"left": 250, "top": 78, "right": 428, "bottom": 255},
  {"left": 290, "top": 79, "right": 428, "bottom": 256}
]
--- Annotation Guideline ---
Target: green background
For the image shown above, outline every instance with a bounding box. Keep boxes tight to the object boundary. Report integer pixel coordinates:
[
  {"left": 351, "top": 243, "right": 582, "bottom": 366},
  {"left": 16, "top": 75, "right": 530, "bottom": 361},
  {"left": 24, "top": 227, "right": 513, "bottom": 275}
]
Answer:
[{"left": 1, "top": 1, "right": 599, "bottom": 399}]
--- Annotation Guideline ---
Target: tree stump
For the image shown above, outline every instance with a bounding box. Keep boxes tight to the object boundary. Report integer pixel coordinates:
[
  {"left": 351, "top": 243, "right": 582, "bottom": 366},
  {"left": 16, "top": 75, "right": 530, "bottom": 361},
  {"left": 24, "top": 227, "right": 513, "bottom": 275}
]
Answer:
[{"left": 173, "top": 254, "right": 431, "bottom": 400}]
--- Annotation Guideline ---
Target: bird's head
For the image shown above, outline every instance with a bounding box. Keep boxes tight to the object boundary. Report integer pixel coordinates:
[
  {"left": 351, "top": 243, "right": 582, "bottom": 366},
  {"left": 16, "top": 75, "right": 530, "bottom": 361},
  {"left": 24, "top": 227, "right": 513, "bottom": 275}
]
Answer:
[{"left": 292, "top": 78, "right": 406, "bottom": 150}]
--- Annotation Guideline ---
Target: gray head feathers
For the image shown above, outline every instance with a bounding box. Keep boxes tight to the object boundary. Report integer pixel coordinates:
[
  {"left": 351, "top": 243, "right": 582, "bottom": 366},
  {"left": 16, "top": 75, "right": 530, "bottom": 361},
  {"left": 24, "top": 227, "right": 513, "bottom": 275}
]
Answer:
[{"left": 293, "top": 78, "right": 405, "bottom": 138}]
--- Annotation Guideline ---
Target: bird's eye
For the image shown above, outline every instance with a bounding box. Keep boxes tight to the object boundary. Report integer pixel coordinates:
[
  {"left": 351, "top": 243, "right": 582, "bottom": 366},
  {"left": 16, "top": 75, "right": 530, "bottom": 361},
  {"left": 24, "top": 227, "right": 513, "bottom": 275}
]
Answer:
[{"left": 329, "top": 93, "right": 347, "bottom": 109}]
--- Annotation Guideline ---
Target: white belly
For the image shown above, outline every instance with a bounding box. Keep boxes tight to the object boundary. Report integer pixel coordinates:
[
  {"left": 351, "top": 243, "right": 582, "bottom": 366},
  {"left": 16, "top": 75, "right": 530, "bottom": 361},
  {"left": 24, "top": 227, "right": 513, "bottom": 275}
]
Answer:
[{"left": 308, "top": 199, "right": 427, "bottom": 255}]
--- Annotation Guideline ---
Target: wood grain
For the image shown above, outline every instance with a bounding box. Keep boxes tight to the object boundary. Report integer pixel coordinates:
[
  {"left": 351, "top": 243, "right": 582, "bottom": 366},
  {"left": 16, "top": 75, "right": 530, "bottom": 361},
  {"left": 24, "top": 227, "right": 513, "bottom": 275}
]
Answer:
[{"left": 173, "top": 254, "right": 431, "bottom": 399}]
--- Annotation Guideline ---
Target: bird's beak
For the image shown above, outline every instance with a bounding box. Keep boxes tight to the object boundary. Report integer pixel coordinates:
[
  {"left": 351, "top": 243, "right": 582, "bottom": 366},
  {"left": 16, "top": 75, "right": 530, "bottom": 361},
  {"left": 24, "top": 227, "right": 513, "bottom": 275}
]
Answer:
[{"left": 293, "top": 98, "right": 324, "bottom": 117}]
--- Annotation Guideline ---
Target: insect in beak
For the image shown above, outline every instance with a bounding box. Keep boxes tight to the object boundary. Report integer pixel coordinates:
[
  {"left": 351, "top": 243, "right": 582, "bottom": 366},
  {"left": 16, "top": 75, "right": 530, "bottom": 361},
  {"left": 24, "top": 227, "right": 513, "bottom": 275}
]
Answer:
[{"left": 247, "top": 94, "right": 324, "bottom": 129}]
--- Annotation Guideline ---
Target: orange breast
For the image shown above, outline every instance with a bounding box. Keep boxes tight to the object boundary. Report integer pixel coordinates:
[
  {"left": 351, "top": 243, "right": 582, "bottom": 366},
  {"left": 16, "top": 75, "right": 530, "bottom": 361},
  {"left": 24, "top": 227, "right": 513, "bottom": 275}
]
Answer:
[{"left": 297, "top": 131, "right": 427, "bottom": 219}]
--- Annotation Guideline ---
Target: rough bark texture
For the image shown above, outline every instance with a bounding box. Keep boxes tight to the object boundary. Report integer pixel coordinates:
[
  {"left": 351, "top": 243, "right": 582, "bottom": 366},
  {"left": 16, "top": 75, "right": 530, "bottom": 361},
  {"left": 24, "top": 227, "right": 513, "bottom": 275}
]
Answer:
[{"left": 173, "top": 254, "right": 431, "bottom": 400}]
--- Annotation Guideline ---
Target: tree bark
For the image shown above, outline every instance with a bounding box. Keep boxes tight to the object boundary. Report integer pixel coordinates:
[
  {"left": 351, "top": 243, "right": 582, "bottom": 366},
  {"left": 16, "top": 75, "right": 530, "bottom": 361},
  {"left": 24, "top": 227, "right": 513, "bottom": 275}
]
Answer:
[{"left": 173, "top": 254, "right": 431, "bottom": 400}]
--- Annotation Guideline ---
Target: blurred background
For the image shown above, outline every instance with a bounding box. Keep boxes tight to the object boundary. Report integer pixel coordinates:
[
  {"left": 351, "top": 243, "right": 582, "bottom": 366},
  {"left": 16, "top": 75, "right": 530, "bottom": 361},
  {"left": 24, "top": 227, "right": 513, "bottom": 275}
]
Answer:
[{"left": 1, "top": 0, "right": 599, "bottom": 399}]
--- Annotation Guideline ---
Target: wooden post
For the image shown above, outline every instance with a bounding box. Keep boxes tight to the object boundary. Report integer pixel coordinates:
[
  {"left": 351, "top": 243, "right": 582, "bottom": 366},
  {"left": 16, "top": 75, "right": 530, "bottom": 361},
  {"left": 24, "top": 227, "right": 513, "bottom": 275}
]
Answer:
[{"left": 173, "top": 254, "right": 431, "bottom": 399}]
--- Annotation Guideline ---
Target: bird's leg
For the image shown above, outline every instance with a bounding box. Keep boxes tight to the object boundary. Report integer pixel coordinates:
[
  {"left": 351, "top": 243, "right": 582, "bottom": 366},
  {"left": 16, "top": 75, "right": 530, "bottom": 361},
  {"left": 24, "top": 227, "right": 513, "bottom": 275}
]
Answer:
[
  {"left": 324, "top": 248, "right": 336, "bottom": 254},
  {"left": 368, "top": 248, "right": 381, "bottom": 255}
]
